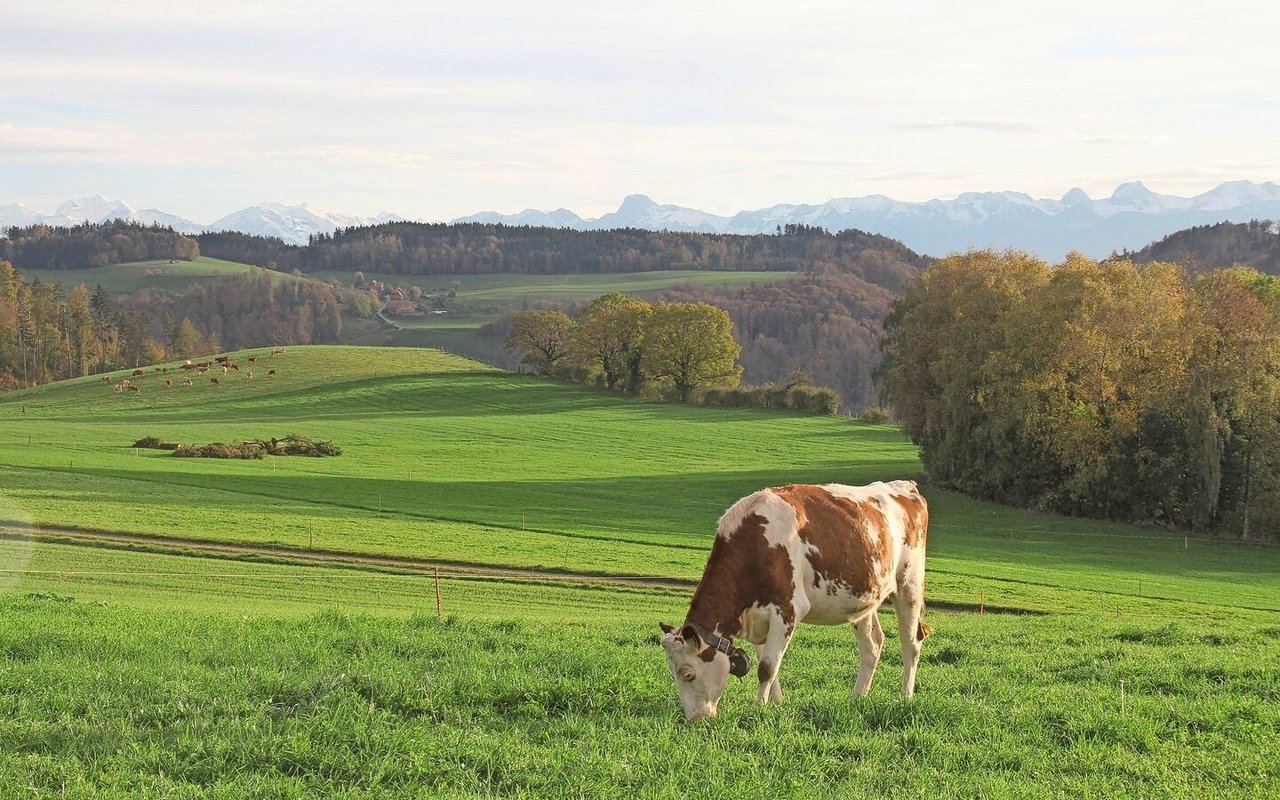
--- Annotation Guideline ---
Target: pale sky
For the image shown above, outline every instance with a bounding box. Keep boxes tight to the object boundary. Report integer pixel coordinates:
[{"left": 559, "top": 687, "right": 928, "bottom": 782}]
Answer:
[{"left": 3, "top": 0, "right": 1278, "bottom": 221}]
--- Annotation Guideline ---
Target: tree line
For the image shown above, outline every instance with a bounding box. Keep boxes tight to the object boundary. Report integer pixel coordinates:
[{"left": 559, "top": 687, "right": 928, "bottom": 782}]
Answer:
[
  {"left": 2, "top": 221, "right": 200, "bottom": 269},
  {"left": 879, "top": 250, "right": 1280, "bottom": 539},
  {"left": 192, "top": 222, "right": 926, "bottom": 277},
  {"left": 0, "top": 260, "right": 344, "bottom": 387}
]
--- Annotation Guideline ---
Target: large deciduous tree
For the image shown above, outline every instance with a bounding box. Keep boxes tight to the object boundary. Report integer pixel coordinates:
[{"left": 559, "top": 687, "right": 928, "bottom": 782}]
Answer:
[
  {"left": 641, "top": 302, "right": 741, "bottom": 401},
  {"left": 571, "top": 293, "right": 652, "bottom": 391},
  {"left": 503, "top": 309, "right": 574, "bottom": 374}
]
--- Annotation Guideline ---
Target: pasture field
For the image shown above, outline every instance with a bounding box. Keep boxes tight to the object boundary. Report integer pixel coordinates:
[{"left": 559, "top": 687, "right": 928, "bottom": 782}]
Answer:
[
  {"left": 19, "top": 257, "right": 303, "bottom": 294},
  {"left": 0, "top": 585, "right": 1275, "bottom": 797},
  {"left": 1, "top": 345, "right": 1277, "bottom": 796},
  {"left": 314, "top": 269, "right": 793, "bottom": 308}
]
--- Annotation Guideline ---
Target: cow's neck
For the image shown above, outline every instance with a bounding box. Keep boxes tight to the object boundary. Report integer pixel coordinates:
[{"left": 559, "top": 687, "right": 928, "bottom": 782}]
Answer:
[{"left": 685, "top": 590, "right": 744, "bottom": 638}]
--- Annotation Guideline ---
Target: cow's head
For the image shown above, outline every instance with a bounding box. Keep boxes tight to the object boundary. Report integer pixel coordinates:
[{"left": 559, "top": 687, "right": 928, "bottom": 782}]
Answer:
[{"left": 659, "top": 622, "right": 749, "bottom": 721}]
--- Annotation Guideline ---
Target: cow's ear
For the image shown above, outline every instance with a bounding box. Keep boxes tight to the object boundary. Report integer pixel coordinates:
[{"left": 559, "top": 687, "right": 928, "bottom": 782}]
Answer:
[
  {"left": 680, "top": 625, "right": 702, "bottom": 647},
  {"left": 659, "top": 622, "right": 675, "bottom": 635}
]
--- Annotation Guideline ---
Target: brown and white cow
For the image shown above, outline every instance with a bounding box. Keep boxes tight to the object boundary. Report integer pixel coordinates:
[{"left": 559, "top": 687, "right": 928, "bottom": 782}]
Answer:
[{"left": 660, "top": 480, "right": 930, "bottom": 721}]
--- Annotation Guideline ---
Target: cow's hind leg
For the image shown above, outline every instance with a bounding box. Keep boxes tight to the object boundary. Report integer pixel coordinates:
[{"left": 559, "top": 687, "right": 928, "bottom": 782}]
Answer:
[
  {"left": 852, "top": 610, "right": 885, "bottom": 695},
  {"left": 892, "top": 587, "right": 926, "bottom": 698}
]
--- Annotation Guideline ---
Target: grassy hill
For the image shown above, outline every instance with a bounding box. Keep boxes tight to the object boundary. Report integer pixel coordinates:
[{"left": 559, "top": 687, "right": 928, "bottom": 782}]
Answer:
[
  {"left": 0, "top": 345, "right": 1275, "bottom": 796},
  {"left": 21, "top": 256, "right": 307, "bottom": 294}
]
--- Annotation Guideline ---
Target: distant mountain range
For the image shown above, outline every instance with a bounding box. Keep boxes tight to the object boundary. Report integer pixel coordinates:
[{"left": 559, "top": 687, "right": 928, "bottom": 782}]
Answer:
[
  {"left": 0, "top": 196, "right": 404, "bottom": 246},
  {"left": 456, "top": 181, "right": 1280, "bottom": 259},
  {"left": 4, "top": 181, "right": 1279, "bottom": 257}
]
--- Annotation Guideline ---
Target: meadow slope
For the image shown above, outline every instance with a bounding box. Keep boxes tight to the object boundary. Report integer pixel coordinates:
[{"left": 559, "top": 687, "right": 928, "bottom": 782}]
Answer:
[{"left": 0, "top": 345, "right": 1276, "bottom": 797}]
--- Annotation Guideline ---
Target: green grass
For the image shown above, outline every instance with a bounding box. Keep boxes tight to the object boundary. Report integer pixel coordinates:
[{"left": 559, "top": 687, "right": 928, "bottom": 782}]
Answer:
[
  {"left": 0, "top": 593, "right": 1274, "bottom": 797},
  {"left": 314, "top": 269, "right": 792, "bottom": 308},
  {"left": 1, "top": 344, "right": 1278, "bottom": 796},
  {"left": 22, "top": 257, "right": 306, "bottom": 294},
  {"left": 2, "top": 346, "right": 1277, "bottom": 610}
]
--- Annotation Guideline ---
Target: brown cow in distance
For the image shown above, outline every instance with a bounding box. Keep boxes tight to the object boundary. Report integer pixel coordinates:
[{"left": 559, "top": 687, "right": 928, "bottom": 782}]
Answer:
[
  {"left": 660, "top": 481, "right": 930, "bottom": 721},
  {"left": 210, "top": 377, "right": 219, "bottom": 385},
  {"left": 131, "top": 368, "right": 145, "bottom": 377}
]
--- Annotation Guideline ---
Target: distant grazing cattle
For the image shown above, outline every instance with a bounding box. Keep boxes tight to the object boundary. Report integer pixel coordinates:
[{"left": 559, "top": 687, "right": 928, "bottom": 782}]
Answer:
[
  {"left": 131, "top": 368, "right": 145, "bottom": 377},
  {"left": 197, "top": 365, "right": 209, "bottom": 373},
  {"left": 215, "top": 355, "right": 230, "bottom": 364},
  {"left": 153, "top": 367, "right": 161, "bottom": 372},
  {"left": 127, "top": 383, "right": 140, "bottom": 392},
  {"left": 246, "top": 369, "right": 254, "bottom": 380},
  {"left": 222, "top": 365, "right": 229, "bottom": 375},
  {"left": 660, "top": 481, "right": 930, "bottom": 721},
  {"left": 248, "top": 357, "right": 258, "bottom": 363},
  {"left": 180, "top": 363, "right": 195, "bottom": 371},
  {"left": 101, "top": 375, "right": 111, "bottom": 382},
  {"left": 181, "top": 377, "right": 193, "bottom": 387},
  {"left": 113, "top": 384, "right": 123, "bottom": 393},
  {"left": 230, "top": 363, "right": 239, "bottom": 370},
  {"left": 267, "top": 368, "right": 276, "bottom": 376},
  {"left": 271, "top": 348, "right": 287, "bottom": 356},
  {"left": 165, "top": 378, "right": 172, "bottom": 388},
  {"left": 162, "top": 367, "right": 168, "bottom": 373},
  {"left": 210, "top": 377, "right": 219, "bottom": 385}
]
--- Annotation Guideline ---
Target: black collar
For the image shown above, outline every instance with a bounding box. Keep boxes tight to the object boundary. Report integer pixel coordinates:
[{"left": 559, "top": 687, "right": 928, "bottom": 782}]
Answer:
[
  {"left": 688, "top": 622, "right": 753, "bottom": 678},
  {"left": 688, "top": 622, "right": 736, "bottom": 655}
]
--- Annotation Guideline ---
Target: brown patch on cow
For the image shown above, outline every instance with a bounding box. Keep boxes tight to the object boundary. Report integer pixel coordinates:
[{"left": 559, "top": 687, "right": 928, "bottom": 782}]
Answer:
[
  {"left": 774, "top": 485, "right": 890, "bottom": 597},
  {"left": 697, "top": 647, "right": 717, "bottom": 663},
  {"left": 893, "top": 491, "right": 929, "bottom": 547},
  {"left": 686, "top": 512, "right": 795, "bottom": 638}
]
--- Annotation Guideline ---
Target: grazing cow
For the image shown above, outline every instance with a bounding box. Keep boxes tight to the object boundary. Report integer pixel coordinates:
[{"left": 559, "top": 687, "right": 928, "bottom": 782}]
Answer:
[
  {"left": 248, "top": 356, "right": 258, "bottom": 363},
  {"left": 197, "top": 365, "right": 209, "bottom": 373},
  {"left": 153, "top": 367, "right": 161, "bottom": 372},
  {"left": 113, "top": 384, "right": 124, "bottom": 393},
  {"left": 215, "top": 355, "right": 230, "bottom": 364},
  {"left": 271, "top": 348, "right": 287, "bottom": 356},
  {"left": 131, "top": 368, "right": 145, "bottom": 377},
  {"left": 162, "top": 367, "right": 168, "bottom": 373},
  {"left": 230, "top": 363, "right": 239, "bottom": 370},
  {"left": 101, "top": 375, "right": 111, "bottom": 382},
  {"left": 267, "top": 368, "right": 276, "bottom": 376},
  {"left": 659, "top": 481, "right": 930, "bottom": 722},
  {"left": 246, "top": 369, "right": 254, "bottom": 380},
  {"left": 210, "top": 377, "right": 219, "bottom": 385},
  {"left": 222, "top": 365, "right": 229, "bottom": 375},
  {"left": 181, "top": 377, "right": 193, "bottom": 387},
  {"left": 128, "top": 384, "right": 140, "bottom": 392},
  {"left": 165, "top": 378, "right": 172, "bottom": 388}
]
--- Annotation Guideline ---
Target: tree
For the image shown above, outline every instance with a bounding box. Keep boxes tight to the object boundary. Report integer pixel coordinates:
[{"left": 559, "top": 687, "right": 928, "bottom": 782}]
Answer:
[
  {"left": 641, "top": 302, "right": 742, "bottom": 401},
  {"left": 571, "top": 293, "right": 652, "bottom": 391},
  {"left": 503, "top": 310, "right": 573, "bottom": 374}
]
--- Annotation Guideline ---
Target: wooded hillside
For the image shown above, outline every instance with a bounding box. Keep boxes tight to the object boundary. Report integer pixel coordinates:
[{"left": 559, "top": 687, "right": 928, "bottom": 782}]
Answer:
[{"left": 1126, "top": 219, "right": 1279, "bottom": 274}]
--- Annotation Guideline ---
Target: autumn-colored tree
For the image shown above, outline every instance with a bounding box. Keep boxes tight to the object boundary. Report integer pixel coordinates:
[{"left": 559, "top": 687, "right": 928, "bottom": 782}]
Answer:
[
  {"left": 571, "top": 293, "right": 652, "bottom": 391},
  {"left": 504, "top": 309, "right": 574, "bottom": 374},
  {"left": 641, "top": 302, "right": 742, "bottom": 401}
]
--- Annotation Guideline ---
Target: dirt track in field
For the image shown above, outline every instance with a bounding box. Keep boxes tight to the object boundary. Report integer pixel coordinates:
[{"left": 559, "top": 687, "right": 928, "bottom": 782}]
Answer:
[{"left": 4, "top": 524, "right": 697, "bottom": 592}]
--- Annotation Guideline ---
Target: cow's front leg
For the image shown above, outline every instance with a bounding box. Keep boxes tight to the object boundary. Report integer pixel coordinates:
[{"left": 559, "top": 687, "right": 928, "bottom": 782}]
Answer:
[
  {"left": 852, "top": 610, "right": 885, "bottom": 695},
  {"left": 754, "top": 615, "right": 793, "bottom": 705}
]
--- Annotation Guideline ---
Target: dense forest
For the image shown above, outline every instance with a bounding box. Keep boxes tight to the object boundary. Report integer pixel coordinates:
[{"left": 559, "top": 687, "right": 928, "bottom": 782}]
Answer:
[
  {"left": 194, "top": 222, "right": 927, "bottom": 276},
  {"left": 0, "top": 260, "right": 344, "bottom": 387},
  {"left": 1125, "top": 219, "right": 1279, "bottom": 275},
  {"left": 880, "top": 250, "right": 1280, "bottom": 539},
  {"left": 1, "top": 221, "right": 200, "bottom": 269}
]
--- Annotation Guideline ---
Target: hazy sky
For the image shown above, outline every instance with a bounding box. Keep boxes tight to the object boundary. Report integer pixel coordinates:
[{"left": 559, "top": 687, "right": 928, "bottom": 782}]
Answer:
[{"left": 3, "top": 1, "right": 1278, "bottom": 221}]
